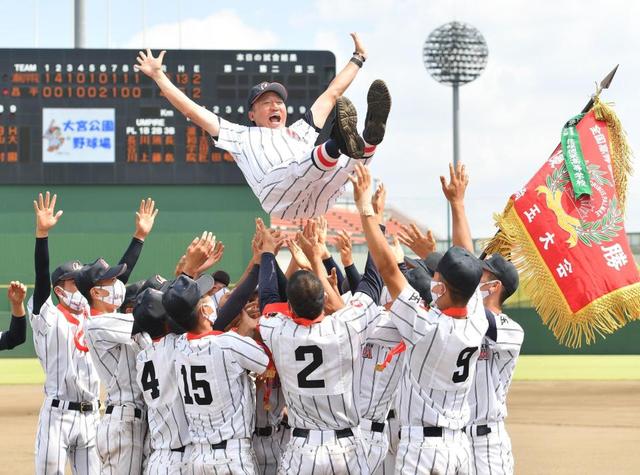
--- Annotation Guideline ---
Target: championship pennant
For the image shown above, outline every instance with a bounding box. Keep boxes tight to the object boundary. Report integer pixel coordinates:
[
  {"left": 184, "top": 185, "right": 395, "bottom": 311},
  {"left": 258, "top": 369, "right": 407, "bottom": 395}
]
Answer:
[{"left": 485, "top": 96, "right": 640, "bottom": 347}]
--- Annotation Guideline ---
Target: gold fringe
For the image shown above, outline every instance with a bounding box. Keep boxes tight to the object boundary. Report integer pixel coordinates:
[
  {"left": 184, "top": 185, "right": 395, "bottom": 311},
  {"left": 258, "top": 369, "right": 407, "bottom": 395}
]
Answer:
[
  {"left": 485, "top": 204, "right": 640, "bottom": 347},
  {"left": 592, "top": 96, "right": 633, "bottom": 212}
]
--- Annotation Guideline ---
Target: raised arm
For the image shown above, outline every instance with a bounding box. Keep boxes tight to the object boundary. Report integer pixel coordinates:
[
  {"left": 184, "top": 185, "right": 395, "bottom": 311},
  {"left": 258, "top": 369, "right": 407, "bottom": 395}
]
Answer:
[
  {"left": 349, "top": 164, "right": 407, "bottom": 300},
  {"left": 136, "top": 49, "right": 221, "bottom": 136},
  {"left": 398, "top": 223, "right": 436, "bottom": 259},
  {"left": 0, "top": 282, "right": 27, "bottom": 350},
  {"left": 309, "top": 33, "right": 367, "bottom": 129},
  {"left": 118, "top": 198, "right": 158, "bottom": 284},
  {"left": 33, "top": 192, "right": 63, "bottom": 314},
  {"left": 440, "top": 162, "right": 473, "bottom": 253}
]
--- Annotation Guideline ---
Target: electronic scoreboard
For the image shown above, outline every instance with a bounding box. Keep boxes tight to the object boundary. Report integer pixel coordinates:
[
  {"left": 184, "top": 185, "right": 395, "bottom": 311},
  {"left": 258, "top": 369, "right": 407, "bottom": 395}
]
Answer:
[{"left": 0, "top": 48, "right": 335, "bottom": 184}]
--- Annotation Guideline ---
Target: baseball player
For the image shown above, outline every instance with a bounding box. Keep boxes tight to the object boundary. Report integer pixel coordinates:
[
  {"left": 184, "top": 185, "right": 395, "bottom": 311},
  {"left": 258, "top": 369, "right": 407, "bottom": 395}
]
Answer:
[
  {"left": 162, "top": 274, "right": 269, "bottom": 475},
  {"left": 0, "top": 281, "right": 27, "bottom": 351},
  {"left": 350, "top": 162, "right": 488, "bottom": 474},
  {"left": 136, "top": 33, "right": 392, "bottom": 219},
  {"left": 253, "top": 374, "right": 289, "bottom": 475},
  {"left": 208, "top": 270, "right": 231, "bottom": 309}
]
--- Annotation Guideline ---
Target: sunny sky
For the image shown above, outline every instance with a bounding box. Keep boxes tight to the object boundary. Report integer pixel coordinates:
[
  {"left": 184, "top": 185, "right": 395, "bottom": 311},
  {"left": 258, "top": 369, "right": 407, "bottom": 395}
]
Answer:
[{"left": 2, "top": 0, "right": 639, "bottom": 238}]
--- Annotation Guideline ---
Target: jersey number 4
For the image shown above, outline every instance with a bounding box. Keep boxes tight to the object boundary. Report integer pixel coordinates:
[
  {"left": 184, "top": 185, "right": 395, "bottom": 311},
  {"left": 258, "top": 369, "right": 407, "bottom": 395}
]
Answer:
[
  {"left": 181, "top": 365, "right": 213, "bottom": 405},
  {"left": 141, "top": 361, "right": 160, "bottom": 399},
  {"left": 296, "top": 345, "right": 325, "bottom": 388},
  {"left": 452, "top": 347, "right": 478, "bottom": 383}
]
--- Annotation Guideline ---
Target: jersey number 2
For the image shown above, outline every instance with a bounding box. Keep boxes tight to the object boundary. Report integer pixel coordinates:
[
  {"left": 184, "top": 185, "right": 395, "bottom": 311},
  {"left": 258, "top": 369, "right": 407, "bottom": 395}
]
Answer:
[
  {"left": 141, "top": 361, "right": 160, "bottom": 399},
  {"left": 295, "top": 345, "right": 325, "bottom": 388},
  {"left": 452, "top": 347, "right": 478, "bottom": 383},
  {"left": 181, "top": 365, "right": 213, "bottom": 405}
]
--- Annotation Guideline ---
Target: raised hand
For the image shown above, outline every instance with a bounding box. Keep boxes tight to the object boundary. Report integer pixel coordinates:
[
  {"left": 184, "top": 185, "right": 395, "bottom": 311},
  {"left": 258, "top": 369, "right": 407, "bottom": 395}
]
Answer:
[
  {"left": 333, "top": 230, "right": 354, "bottom": 267},
  {"left": 398, "top": 224, "right": 436, "bottom": 259},
  {"left": 327, "top": 268, "right": 340, "bottom": 297},
  {"left": 135, "top": 48, "right": 166, "bottom": 80},
  {"left": 298, "top": 220, "right": 323, "bottom": 261},
  {"left": 182, "top": 232, "right": 216, "bottom": 277},
  {"left": 350, "top": 32, "right": 367, "bottom": 61},
  {"left": 194, "top": 240, "right": 224, "bottom": 276},
  {"left": 7, "top": 281, "right": 27, "bottom": 317},
  {"left": 390, "top": 236, "right": 405, "bottom": 264},
  {"left": 348, "top": 163, "right": 374, "bottom": 216},
  {"left": 372, "top": 182, "right": 387, "bottom": 220},
  {"left": 287, "top": 238, "right": 312, "bottom": 271},
  {"left": 34, "top": 191, "right": 63, "bottom": 238},
  {"left": 134, "top": 197, "right": 159, "bottom": 241},
  {"left": 440, "top": 162, "right": 469, "bottom": 205}
]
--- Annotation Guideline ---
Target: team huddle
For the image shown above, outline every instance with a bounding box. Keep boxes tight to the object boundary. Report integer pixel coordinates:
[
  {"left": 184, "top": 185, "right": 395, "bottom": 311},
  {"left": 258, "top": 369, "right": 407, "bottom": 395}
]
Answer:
[{"left": 0, "top": 33, "right": 526, "bottom": 474}]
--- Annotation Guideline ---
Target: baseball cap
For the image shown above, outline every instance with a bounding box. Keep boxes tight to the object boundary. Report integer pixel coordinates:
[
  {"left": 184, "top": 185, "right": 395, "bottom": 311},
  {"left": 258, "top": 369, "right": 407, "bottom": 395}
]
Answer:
[
  {"left": 132, "top": 288, "right": 169, "bottom": 339},
  {"left": 74, "top": 258, "right": 127, "bottom": 296},
  {"left": 212, "top": 270, "right": 230, "bottom": 287},
  {"left": 405, "top": 265, "right": 433, "bottom": 304},
  {"left": 405, "top": 251, "right": 443, "bottom": 277},
  {"left": 51, "top": 260, "right": 83, "bottom": 287},
  {"left": 123, "top": 274, "right": 170, "bottom": 309},
  {"left": 162, "top": 274, "right": 215, "bottom": 325},
  {"left": 247, "top": 82, "right": 288, "bottom": 109},
  {"left": 482, "top": 254, "right": 519, "bottom": 299},
  {"left": 436, "top": 246, "right": 483, "bottom": 300}
]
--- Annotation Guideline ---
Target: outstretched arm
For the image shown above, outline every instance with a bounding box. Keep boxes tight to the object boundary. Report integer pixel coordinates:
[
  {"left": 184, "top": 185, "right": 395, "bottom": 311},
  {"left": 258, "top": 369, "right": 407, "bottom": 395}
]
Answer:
[
  {"left": 118, "top": 198, "right": 159, "bottom": 284},
  {"left": 440, "top": 163, "right": 473, "bottom": 253},
  {"left": 33, "top": 192, "right": 62, "bottom": 314},
  {"left": 136, "top": 49, "right": 221, "bottom": 136},
  {"left": 309, "top": 33, "right": 367, "bottom": 129},
  {"left": 0, "top": 282, "right": 27, "bottom": 350}
]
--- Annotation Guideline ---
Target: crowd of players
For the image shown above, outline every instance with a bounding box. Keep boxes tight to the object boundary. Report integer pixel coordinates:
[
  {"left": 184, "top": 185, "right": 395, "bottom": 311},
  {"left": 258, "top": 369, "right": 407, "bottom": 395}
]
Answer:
[{"left": 1, "top": 161, "right": 524, "bottom": 475}]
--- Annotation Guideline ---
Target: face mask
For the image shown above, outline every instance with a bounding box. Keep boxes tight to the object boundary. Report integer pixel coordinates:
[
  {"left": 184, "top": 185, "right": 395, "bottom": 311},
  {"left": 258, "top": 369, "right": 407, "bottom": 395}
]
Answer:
[
  {"left": 96, "top": 280, "right": 126, "bottom": 308},
  {"left": 201, "top": 304, "right": 217, "bottom": 325},
  {"left": 58, "top": 288, "right": 88, "bottom": 313},
  {"left": 430, "top": 280, "right": 445, "bottom": 308},
  {"left": 480, "top": 280, "right": 500, "bottom": 300}
]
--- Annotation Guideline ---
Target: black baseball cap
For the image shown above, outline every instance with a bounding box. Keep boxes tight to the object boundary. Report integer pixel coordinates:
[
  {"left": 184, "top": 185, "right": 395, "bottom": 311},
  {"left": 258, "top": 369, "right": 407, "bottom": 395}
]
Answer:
[
  {"left": 405, "top": 265, "right": 433, "bottom": 304},
  {"left": 247, "top": 82, "right": 288, "bottom": 109},
  {"left": 482, "top": 254, "right": 519, "bottom": 299},
  {"left": 74, "top": 258, "right": 127, "bottom": 296},
  {"left": 405, "top": 251, "right": 443, "bottom": 278},
  {"left": 436, "top": 246, "right": 483, "bottom": 300},
  {"left": 123, "top": 274, "right": 170, "bottom": 309},
  {"left": 51, "top": 260, "right": 83, "bottom": 287},
  {"left": 212, "top": 270, "right": 230, "bottom": 287},
  {"left": 162, "top": 274, "right": 215, "bottom": 325},
  {"left": 133, "top": 288, "right": 169, "bottom": 339}
]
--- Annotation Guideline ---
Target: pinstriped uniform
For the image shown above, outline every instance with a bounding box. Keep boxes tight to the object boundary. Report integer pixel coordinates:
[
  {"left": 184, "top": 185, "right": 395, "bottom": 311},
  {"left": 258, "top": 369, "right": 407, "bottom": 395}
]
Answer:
[
  {"left": 467, "top": 311, "right": 524, "bottom": 475},
  {"left": 253, "top": 380, "right": 289, "bottom": 475},
  {"left": 136, "top": 333, "right": 192, "bottom": 474},
  {"left": 372, "top": 285, "right": 489, "bottom": 474},
  {"left": 174, "top": 330, "right": 269, "bottom": 474},
  {"left": 258, "top": 293, "right": 385, "bottom": 474},
  {"left": 209, "top": 287, "right": 230, "bottom": 310},
  {"left": 214, "top": 118, "right": 366, "bottom": 219},
  {"left": 85, "top": 311, "right": 148, "bottom": 475},
  {"left": 28, "top": 296, "right": 101, "bottom": 475}
]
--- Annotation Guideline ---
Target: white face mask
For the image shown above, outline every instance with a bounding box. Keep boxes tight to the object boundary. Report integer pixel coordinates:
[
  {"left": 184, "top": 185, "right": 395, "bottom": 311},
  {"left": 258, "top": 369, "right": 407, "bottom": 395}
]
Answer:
[
  {"left": 95, "top": 280, "right": 126, "bottom": 308},
  {"left": 57, "top": 288, "right": 88, "bottom": 313},
  {"left": 430, "top": 280, "right": 445, "bottom": 308},
  {"left": 201, "top": 303, "right": 217, "bottom": 325},
  {"left": 480, "top": 280, "right": 500, "bottom": 300}
]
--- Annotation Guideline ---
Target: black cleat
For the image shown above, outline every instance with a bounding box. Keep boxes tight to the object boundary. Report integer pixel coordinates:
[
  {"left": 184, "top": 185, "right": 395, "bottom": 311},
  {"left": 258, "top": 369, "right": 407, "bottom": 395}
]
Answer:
[
  {"left": 362, "top": 80, "right": 391, "bottom": 146},
  {"left": 334, "top": 96, "right": 364, "bottom": 159}
]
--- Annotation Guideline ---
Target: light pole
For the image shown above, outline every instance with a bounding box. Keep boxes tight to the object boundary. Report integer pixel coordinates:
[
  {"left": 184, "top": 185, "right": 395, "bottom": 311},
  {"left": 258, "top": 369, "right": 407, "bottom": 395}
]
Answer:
[{"left": 423, "top": 22, "right": 488, "bottom": 248}]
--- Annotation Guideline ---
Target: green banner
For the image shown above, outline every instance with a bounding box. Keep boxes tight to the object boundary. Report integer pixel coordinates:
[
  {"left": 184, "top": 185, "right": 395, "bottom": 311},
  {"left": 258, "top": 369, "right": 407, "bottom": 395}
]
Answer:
[{"left": 561, "top": 113, "right": 592, "bottom": 198}]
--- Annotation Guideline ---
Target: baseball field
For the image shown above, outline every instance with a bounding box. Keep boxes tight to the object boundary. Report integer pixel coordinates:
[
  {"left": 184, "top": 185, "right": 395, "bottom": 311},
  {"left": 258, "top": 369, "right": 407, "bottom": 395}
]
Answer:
[{"left": 1, "top": 356, "right": 638, "bottom": 475}]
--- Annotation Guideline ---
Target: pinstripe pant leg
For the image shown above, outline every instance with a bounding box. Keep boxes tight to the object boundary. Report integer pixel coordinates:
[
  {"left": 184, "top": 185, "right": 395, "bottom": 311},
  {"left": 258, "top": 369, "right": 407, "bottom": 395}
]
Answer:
[
  {"left": 35, "top": 404, "right": 69, "bottom": 475},
  {"left": 70, "top": 412, "right": 100, "bottom": 475},
  {"left": 361, "top": 428, "right": 389, "bottom": 474}
]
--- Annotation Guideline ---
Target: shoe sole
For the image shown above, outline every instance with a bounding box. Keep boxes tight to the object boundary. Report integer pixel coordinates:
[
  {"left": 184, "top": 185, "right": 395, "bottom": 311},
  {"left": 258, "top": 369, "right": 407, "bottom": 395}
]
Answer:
[
  {"left": 363, "top": 80, "right": 391, "bottom": 145},
  {"left": 335, "top": 97, "right": 364, "bottom": 159}
]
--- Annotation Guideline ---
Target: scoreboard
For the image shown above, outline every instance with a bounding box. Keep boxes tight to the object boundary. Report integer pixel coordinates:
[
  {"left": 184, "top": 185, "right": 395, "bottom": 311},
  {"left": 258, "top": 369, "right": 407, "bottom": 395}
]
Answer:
[{"left": 0, "top": 48, "right": 335, "bottom": 185}]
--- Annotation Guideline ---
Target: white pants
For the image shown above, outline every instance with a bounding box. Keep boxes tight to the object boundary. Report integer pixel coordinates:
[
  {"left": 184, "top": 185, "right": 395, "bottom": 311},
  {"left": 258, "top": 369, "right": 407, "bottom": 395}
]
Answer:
[
  {"left": 395, "top": 427, "right": 473, "bottom": 475},
  {"left": 145, "top": 446, "right": 193, "bottom": 475},
  {"left": 253, "top": 426, "right": 291, "bottom": 475},
  {"left": 188, "top": 439, "right": 259, "bottom": 475},
  {"left": 467, "top": 421, "right": 514, "bottom": 475},
  {"left": 279, "top": 428, "right": 370, "bottom": 474},
  {"left": 360, "top": 419, "right": 390, "bottom": 474},
  {"left": 376, "top": 411, "right": 400, "bottom": 475},
  {"left": 96, "top": 406, "right": 147, "bottom": 475},
  {"left": 35, "top": 398, "right": 100, "bottom": 475}
]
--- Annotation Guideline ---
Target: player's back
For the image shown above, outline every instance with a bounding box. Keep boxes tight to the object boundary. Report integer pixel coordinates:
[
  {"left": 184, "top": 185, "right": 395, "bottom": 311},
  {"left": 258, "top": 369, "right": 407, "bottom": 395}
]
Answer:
[
  {"left": 174, "top": 330, "right": 269, "bottom": 444},
  {"left": 259, "top": 295, "right": 381, "bottom": 431},
  {"left": 136, "top": 333, "right": 190, "bottom": 450}
]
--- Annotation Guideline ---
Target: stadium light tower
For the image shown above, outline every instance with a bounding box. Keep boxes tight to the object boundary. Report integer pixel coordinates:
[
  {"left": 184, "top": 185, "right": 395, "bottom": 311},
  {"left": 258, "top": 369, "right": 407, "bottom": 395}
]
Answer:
[{"left": 423, "top": 21, "right": 488, "bottom": 247}]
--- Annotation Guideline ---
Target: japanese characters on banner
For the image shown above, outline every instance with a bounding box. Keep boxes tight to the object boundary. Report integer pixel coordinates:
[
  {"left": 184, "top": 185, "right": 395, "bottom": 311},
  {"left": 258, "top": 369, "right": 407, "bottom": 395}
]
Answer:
[
  {"left": 485, "top": 98, "right": 640, "bottom": 347},
  {"left": 42, "top": 108, "right": 115, "bottom": 163}
]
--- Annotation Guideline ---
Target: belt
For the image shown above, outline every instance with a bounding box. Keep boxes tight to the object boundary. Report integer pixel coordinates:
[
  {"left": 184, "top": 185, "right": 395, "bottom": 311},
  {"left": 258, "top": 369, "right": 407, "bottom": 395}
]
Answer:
[
  {"left": 423, "top": 427, "right": 443, "bottom": 437},
  {"left": 464, "top": 424, "right": 492, "bottom": 436},
  {"left": 105, "top": 405, "right": 142, "bottom": 419},
  {"left": 211, "top": 440, "right": 227, "bottom": 450},
  {"left": 51, "top": 399, "right": 95, "bottom": 413},
  {"left": 292, "top": 428, "right": 353, "bottom": 439},
  {"left": 387, "top": 409, "right": 396, "bottom": 420},
  {"left": 371, "top": 422, "right": 385, "bottom": 433},
  {"left": 255, "top": 427, "right": 273, "bottom": 437},
  {"left": 170, "top": 446, "right": 186, "bottom": 453}
]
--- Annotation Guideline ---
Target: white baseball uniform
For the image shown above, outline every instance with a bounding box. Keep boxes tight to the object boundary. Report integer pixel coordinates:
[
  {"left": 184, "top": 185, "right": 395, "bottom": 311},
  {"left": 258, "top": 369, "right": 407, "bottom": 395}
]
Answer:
[
  {"left": 28, "top": 296, "right": 101, "bottom": 475},
  {"left": 259, "top": 293, "right": 388, "bottom": 475},
  {"left": 253, "top": 376, "right": 289, "bottom": 475},
  {"left": 371, "top": 285, "right": 488, "bottom": 474},
  {"left": 209, "top": 287, "right": 230, "bottom": 310},
  {"left": 214, "top": 117, "right": 369, "bottom": 219},
  {"left": 174, "top": 329, "right": 269, "bottom": 475},
  {"left": 136, "top": 333, "right": 192, "bottom": 475},
  {"left": 467, "top": 310, "right": 524, "bottom": 475},
  {"left": 85, "top": 311, "right": 148, "bottom": 475}
]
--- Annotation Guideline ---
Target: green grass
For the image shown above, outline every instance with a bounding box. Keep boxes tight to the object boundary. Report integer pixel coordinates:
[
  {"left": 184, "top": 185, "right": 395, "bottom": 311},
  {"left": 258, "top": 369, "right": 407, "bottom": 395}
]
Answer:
[{"left": 1, "top": 356, "right": 639, "bottom": 385}]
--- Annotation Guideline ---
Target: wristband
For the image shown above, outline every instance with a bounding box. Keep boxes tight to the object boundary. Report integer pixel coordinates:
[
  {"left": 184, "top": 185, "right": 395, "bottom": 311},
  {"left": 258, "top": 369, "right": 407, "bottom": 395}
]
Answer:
[
  {"left": 352, "top": 52, "right": 366, "bottom": 63},
  {"left": 350, "top": 56, "right": 363, "bottom": 68}
]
